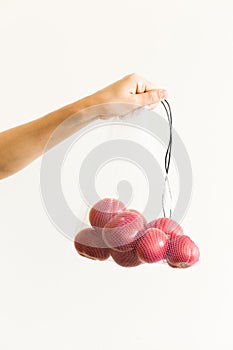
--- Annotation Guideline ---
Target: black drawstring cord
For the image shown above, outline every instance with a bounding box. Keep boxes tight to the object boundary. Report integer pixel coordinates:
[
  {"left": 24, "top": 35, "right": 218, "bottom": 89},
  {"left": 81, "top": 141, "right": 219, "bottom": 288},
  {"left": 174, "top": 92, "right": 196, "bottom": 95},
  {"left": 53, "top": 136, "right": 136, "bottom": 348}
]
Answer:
[{"left": 161, "top": 99, "right": 173, "bottom": 218}]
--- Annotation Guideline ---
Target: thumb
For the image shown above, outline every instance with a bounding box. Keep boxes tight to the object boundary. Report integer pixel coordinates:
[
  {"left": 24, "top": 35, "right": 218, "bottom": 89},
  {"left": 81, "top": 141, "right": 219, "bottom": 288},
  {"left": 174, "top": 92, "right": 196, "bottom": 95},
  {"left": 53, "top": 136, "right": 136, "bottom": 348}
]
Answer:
[{"left": 134, "top": 89, "right": 168, "bottom": 106}]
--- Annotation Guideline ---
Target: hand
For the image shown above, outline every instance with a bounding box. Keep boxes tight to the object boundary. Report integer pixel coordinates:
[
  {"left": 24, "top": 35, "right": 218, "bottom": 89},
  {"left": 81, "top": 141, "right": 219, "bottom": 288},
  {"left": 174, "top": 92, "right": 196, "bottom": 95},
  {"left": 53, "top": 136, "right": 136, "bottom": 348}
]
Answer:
[
  {"left": 0, "top": 73, "right": 168, "bottom": 178},
  {"left": 91, "top": 73, "right": 168, "bottom": 119}
]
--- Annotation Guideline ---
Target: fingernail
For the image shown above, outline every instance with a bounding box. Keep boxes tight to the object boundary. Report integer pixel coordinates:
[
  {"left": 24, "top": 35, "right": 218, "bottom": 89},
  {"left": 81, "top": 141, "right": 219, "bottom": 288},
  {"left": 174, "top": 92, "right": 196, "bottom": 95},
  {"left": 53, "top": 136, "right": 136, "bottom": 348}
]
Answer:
[{"left": 158, "top": 89, "right": 168, "bottom": 100}]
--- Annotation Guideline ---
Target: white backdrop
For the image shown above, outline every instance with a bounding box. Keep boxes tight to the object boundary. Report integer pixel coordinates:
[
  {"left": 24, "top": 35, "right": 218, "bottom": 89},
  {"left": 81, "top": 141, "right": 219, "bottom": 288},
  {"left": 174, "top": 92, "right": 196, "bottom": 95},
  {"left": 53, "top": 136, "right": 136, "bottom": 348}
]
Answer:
[{"left": 0, "top": 0, "right": 233, "bottom": 349}]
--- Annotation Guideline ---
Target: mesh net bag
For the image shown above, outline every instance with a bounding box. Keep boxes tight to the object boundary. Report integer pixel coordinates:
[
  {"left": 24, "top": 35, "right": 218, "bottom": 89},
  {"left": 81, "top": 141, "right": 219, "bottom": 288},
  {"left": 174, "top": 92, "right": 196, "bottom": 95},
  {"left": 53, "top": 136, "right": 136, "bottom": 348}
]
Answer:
[{"left": 40, "top": 100, "right": 200, "bottom": 268}]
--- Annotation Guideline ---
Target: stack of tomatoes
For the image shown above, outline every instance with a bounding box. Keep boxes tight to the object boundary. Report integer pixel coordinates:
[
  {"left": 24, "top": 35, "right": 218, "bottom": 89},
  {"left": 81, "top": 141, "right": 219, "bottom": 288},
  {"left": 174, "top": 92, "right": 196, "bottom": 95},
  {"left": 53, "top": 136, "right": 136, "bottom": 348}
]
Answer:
[{"left": 74, "top": 198, "right": 200, "bottom": 269}]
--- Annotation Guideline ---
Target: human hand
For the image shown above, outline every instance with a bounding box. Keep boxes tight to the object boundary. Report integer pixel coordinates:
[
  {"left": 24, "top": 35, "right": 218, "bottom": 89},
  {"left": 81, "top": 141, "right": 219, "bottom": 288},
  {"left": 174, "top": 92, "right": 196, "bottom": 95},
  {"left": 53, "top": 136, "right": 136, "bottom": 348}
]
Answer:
[
  {"left": 0, "top": 74, "right": 167, "bottom": 179},
  {"left": 90, "top": 73, "right": 168, "bottom": 119}
]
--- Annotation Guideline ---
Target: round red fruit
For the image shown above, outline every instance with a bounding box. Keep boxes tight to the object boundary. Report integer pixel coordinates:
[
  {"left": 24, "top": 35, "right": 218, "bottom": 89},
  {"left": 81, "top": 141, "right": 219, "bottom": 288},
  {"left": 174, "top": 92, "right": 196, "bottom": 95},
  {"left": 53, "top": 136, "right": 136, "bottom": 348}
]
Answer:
[
  {"left": 147, "top": 217, "right": 183, "bottom": 240},
  {"left": 111, "top": 249, "right": 142, "bottom": 267},
  {"left": 102, "top": 210, "right": 146, "bottom": 252},
  {"left": 74, "top": 227, "right": 110, "bottom": 261},
  {"left": 166, "top": 235, "right": 200, "bottom": 268},
  {"left": 89, "top": 198, "right": 126, "bottom": 232},
  {"left": 136, "top": 228, "right": 168, "bottom": 263}
]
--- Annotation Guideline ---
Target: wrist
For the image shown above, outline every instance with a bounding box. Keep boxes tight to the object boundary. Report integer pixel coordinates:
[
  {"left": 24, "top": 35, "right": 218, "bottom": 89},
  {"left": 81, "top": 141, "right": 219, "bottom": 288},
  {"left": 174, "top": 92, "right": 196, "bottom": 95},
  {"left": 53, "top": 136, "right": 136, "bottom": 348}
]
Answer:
[{"left": 70, "top": 94, "right": 103, "bottom": 123}]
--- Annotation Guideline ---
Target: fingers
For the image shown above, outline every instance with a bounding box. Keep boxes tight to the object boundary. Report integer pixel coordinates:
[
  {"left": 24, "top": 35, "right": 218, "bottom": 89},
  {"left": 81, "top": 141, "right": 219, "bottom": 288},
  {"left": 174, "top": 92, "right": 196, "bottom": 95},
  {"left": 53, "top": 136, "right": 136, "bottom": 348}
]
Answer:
[
  {"left": 126, "top": 73, "right": 168, "bottom": 107},
  {"left": 127, "top": 73, "right": 157, "bottom": 93},
  {"left": 136, "top": 78, "right": 157, "bottom": 94},
  {"left": 134, "top": 88, "right": 168, "bottom": 106}
]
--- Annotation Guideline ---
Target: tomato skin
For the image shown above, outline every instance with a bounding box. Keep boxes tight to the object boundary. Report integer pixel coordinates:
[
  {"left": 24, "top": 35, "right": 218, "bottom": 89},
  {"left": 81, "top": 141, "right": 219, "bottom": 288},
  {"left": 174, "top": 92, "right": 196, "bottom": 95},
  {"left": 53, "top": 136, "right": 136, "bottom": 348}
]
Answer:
[
  {"left": 147, "top": 217, "right": 184, "bottom": 240},
  {"left": 136, "top": 228, "right": 168, "bottom": 263},
  {"left": 111, "top": 249, "right": 142, "bottom": 267},
  {"left": 89, "top": 198, "right": 126, "bottom": 233},
  {"left": 166, "top": 235, "right": 200, "bottom": 268},
  {"left": 74, "top": 227, "right": 110, "bottom": 261},
  {"left": 102, "top": 210, "right": 146, "bottom": 252}
]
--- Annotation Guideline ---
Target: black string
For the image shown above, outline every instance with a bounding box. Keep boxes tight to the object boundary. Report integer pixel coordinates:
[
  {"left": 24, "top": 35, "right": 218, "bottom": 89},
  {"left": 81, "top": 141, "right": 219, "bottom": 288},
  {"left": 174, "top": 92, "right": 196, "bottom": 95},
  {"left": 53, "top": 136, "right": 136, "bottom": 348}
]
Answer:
[
  {"left": 161, "top": 99, "right": 173, "bottom": 175},
  {"left": 160, "top": 99, "right": 173, "bottom": 218}
]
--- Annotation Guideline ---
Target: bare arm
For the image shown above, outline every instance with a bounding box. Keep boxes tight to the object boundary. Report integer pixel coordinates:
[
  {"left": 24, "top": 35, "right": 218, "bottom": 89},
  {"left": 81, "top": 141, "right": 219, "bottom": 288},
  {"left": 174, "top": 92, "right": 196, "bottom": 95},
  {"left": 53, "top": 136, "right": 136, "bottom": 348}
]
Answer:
[
  {"left": 0, "top": 96, "right": 98, "bottom": 179},
  {"left": 0, "top": 73, "right": 167, "bottom": 179}
]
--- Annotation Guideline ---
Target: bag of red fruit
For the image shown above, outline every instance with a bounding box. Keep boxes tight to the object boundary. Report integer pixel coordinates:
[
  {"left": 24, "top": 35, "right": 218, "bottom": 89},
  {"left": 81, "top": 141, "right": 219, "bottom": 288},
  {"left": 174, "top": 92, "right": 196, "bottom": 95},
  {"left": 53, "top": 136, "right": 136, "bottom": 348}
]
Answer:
[
  {"left": 73, "top": 101, "right": 200, "bottom": 268},
  {"left": 74, "top": 197, "right": 200, "bottom": 269}
]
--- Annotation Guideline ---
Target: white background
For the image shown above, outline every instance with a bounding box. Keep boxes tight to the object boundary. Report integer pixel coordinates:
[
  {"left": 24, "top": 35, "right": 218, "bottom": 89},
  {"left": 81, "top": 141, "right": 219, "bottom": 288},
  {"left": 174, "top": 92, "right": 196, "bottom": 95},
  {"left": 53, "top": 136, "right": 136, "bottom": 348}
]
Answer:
[{"left": 0, "top": 0, "right": 233, "bottom": 349}]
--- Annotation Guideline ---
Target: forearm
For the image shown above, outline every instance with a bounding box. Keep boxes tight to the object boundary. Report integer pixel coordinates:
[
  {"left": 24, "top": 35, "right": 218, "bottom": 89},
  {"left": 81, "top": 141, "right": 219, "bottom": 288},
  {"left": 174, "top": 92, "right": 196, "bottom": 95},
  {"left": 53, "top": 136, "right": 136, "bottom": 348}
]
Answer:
[
  {"left": 0, "top": 95, "right": 99, "bottom": 179},
  {"left": 0, "top": 74, "right": 167, "bottom": 179}
]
